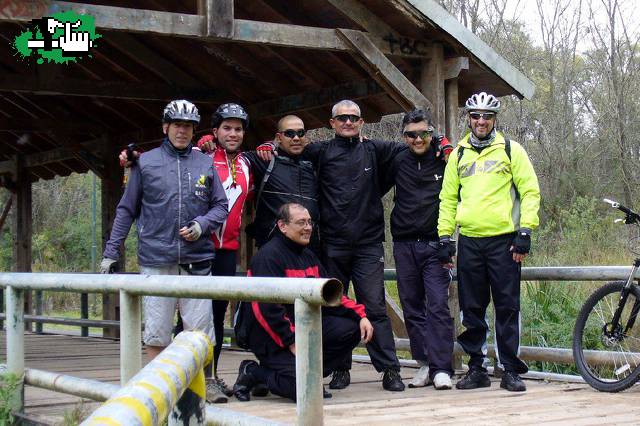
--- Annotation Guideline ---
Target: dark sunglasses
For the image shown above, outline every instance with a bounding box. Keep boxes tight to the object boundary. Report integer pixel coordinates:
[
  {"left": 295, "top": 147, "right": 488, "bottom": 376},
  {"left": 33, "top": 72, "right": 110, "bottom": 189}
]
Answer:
[
  {"left": 403, "top": 129, "right": 434, "bottom": 140},
  {"left": 469, "top": 112, "right": 496, "bottom": 120},
  {"left": 333, "top": 114, "right": 361, "bottom": 123},
  {"left": 280, "top": 129, "right": 306, "bottom": 138}
]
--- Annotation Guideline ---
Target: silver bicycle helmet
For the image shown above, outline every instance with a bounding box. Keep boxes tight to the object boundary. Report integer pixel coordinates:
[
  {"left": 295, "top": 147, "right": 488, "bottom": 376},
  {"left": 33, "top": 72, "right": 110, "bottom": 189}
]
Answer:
[
  {"left": 465, "top": 92, "right": 501, "bottom": 113},
  {"left": 162, "top": 100, "right": 200, "bottom": 124},
  {"left": 212, "top": 103, "right": 249, "bottom": 129}
]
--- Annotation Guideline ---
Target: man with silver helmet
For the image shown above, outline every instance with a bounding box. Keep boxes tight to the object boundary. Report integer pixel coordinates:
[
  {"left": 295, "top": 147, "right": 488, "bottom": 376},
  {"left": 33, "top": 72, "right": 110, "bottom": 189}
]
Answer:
[
  {"left": 101, "top": 99, "right": 229, "bottom": 362},
  {"left": 437, "top": 92, "right": 540, "bottom": 392}
]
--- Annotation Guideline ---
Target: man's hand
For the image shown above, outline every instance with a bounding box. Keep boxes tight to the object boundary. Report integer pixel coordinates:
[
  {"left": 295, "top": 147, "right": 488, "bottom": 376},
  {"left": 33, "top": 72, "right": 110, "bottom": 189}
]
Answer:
[
  {"left": 119, "top": 148, "right": 141, "bottom": 168},
  {"left": 437, "top": 236, "right": 456, "bottom": 269},
  {"left": 256, "top": 142, "right": 276, "bottom": 161},
  {"left": 359, "top": 317, "right": 374, "bottom": 344},
  {"left": 434, "top": 135, "right": 453, "bottom": 161},
  {"left": 197, "top": 134, "right": 216, "bottom": 153},
  {"left": 99, "top": 258, "right": 117, "bottom": 274},
  {"left": 289, "top": 343, "right": 296, "bottom": 355},
  {"left": 510, "top": 229, "right": 531, "bottom": 263},
  {"left": 179, "top": 221, "right": 202, "bottom": 241}
]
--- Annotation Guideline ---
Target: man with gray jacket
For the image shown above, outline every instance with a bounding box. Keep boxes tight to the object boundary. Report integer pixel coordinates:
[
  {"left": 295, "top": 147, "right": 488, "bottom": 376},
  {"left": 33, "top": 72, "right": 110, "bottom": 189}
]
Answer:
[{"left": 101, "top": 99, "right": 229, "bottom": 361}]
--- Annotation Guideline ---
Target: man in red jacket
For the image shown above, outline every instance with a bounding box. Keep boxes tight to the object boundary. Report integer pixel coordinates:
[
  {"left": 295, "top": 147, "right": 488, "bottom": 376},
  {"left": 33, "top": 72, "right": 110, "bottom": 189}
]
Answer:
[{"left": 232, "top": 202, "right": 373, "bottom": 402}]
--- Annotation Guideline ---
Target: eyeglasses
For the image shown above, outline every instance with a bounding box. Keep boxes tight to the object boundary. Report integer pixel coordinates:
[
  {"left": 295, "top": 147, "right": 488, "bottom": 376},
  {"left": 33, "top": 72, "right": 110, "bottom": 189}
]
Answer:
[
  {"left": 280, "top": 129, "right": 306, "bottom": 138},
  {"left": 469, "top": 112, "right": 496, "bottom": 120},
  {"left": 333, "top": 114, "right": 361, "bottom": 123},
  {"left": 403, "top": 129, "right": 434, "bottom": 140},
  {"left": 290, "top": 219, "right": 313, "bottom": 227}
]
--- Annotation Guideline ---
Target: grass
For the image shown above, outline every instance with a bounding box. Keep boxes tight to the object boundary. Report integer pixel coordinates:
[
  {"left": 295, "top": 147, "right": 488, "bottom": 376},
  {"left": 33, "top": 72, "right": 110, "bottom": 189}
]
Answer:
[{"left": 0, "top": 373, "right": 20, "bottom": 426}]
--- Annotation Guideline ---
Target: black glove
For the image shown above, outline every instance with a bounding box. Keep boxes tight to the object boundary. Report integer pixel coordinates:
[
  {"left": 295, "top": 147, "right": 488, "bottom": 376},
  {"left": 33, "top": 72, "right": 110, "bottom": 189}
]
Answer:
[
  {"left": 511, "top": 230, "right": 531, "bottom": 254},
  {"left": 437, "top": 236, "right": 456, "bottom": 264}
]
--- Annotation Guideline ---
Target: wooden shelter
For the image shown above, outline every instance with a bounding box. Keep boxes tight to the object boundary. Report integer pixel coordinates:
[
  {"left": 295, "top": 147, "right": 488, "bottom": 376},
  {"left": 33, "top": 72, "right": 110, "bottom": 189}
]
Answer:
[{"left": 0, "top": 0, "right": 534, "bottom": 333}]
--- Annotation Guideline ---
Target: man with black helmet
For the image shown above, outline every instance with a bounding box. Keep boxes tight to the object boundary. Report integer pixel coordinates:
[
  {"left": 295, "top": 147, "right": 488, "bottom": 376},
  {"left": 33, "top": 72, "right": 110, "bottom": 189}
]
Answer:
[
  {"left": 101, "top": 99, "right": 228, "bottom": 362},
  {"left": 438, "top": 92, "right": 540, "bottom": 392},
  {"left": 199, "top": 103, "right": 253, "bottom": 402}
]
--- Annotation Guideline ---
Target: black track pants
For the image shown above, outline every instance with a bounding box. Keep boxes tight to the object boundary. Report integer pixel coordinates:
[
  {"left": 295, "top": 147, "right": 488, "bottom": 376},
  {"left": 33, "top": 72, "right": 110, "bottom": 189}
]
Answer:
[
  {"left": 323, "top": 243, "right": 400, "bottom": 372},
  {"left": 456, "top": 233, "right": 528, "bottom": 374}
]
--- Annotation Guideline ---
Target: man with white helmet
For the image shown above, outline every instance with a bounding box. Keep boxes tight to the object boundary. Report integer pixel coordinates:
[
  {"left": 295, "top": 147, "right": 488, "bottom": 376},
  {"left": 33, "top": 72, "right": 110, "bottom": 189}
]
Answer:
[
  {"left": 101, "top": 99, "right": 229, "bottom": 362},
  {"left": 437, "top": 92, "right": 540, "bottom": 392}
]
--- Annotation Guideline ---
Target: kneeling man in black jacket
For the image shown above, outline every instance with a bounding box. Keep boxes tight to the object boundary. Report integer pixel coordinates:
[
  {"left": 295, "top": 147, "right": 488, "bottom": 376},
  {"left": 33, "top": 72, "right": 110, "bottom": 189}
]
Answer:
[{"left": 233, "top": 202, "right": 373, "bottom": 402}]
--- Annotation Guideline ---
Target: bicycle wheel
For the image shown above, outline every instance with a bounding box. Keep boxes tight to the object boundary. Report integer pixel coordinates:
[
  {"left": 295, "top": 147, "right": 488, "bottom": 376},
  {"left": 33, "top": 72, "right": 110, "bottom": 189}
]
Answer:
[{"left": 573, "top": 281, "right": 640, "bottom": 392}]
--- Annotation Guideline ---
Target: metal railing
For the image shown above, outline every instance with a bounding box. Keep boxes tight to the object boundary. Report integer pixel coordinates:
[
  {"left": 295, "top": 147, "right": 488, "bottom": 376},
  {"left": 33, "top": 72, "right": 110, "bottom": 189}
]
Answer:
[{"left": 0, "top": 272, "right": 342, "bottom": 426}]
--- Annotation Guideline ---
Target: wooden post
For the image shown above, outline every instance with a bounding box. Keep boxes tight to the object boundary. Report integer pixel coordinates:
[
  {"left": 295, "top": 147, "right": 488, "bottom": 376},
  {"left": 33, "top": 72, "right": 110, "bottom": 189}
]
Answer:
[
  {"left": 199, "top": 0, "right": 234, "bottom": 38},
  {"left": 12, "top": 155, "right": 32, "bottom": 332},
  {"left": 101, "top": 139, "right": 123, "bottom": 339},
  {"left": 420, "top": 43, "right": 446, "bottom": 132},
  {"left": 445, "top": 79, "right": 460, "bottom": 143}
]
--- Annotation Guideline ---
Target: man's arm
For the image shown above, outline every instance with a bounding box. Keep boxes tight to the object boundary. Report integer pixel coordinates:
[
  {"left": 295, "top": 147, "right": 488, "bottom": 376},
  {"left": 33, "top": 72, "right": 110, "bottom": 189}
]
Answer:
[
  {"left": 511, "top": 142, "right": 541, "bottom": 232},
  {"left": 248, "top": 257, "right": 296, "bottom": 349},
  {"left": 370, "top": 138, "right": 407, "bottom": 171},
  {"left": 191, "top": 165, "right": 229, "bottom": 235},
  {"left": 437, "top": 147, "right": 461, "bottom": 238},
  {"left": 103, "top": 165, "right": 143, "bottom": 260}
]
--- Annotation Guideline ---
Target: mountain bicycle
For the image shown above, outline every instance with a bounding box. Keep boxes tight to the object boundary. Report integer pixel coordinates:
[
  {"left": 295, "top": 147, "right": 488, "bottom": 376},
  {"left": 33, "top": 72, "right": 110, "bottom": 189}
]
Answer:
[{"left": 572, "top": 198, "right": 640, "bottom": 392}]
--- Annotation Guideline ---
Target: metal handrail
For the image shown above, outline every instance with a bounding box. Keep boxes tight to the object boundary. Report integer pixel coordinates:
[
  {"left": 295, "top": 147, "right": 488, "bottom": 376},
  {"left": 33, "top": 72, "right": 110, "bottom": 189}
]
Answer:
[{"left": 0, "top": 272, "right": 343, "bottom": 426}]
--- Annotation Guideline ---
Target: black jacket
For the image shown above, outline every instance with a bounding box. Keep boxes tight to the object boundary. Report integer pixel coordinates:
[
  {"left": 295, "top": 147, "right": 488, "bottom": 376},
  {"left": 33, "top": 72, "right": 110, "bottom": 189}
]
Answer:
[
  {"left": 243, "top": 151, "right": 319, "bottom": 247},
  {"left": 243, "top": 232, "right": 365, "bottom": 355},
  {"left": 387, "top": 147, "right": 445, "bottom": 242},
  {"left": 303, "top": 135, "right": 406, "bottom": 246}
]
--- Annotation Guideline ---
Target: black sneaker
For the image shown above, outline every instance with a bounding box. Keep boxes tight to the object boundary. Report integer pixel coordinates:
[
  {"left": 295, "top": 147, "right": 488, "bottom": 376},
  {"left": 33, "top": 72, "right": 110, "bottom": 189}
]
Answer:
[
  {"left": 455, "top": 369, "right": 491, "bottom": 390},
  {"left": 500, "top": 371, "right": 526, "bottom": 392},
  {"left": 382, "top": 368, "right": 405, "bottom": 391},
  {"left": 329, "top": 370, "right": 350, "bottom": 390},
  {"left": 233, "top": 360, "right": 258, "bottom": 402},
  {"left": 251, "top": 382, "right": 269, "bottom": 397},
  {"left": 323, "top": 386, "right": 333, "bottom": 399}
]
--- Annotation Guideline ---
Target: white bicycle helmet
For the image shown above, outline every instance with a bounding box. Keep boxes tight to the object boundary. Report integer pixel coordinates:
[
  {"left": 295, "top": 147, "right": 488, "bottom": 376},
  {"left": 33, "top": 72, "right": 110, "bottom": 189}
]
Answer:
[
  {"left": 465, "top": 92, "right": 501, "bottom": 113},
  {"left": 163, "top": 99, "right": 200, "bottom": 125}
]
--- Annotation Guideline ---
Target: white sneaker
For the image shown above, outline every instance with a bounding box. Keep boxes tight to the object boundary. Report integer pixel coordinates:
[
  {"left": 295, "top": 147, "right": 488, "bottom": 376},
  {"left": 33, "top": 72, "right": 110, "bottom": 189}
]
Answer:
[
  {"left": 408, "top": 365, "right": 430, "bottom": 388},
  {"left": 433, "top": 372, "right": 452, "bottom": 390}
]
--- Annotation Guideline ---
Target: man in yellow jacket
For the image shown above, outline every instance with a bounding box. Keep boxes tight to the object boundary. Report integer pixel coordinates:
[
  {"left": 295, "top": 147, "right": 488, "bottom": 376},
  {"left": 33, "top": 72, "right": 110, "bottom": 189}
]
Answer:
[{"left": 437, "top": 92, "right": 540, "bottom": 392}]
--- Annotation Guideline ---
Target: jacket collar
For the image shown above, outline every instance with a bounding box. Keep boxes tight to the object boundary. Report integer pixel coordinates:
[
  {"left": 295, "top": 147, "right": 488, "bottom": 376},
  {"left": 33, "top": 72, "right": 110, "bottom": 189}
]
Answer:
[
  {"left": 334, "top": 134, "right": 360, "bottom": 144},
  {"left": 275, "top": 231, "right": 307, "bottom": 254},
  {"left": 459, "top": 131, "right": 505, "bottom": 151},
  {"left": 162, "top": 138, "right": 192, "bottom": 156}
]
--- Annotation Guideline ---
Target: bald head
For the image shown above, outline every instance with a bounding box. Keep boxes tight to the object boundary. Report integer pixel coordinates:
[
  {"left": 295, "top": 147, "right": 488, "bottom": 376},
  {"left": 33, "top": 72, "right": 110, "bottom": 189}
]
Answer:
[{"left": 277, "top": 115, "right": 304, "bottom": 132}]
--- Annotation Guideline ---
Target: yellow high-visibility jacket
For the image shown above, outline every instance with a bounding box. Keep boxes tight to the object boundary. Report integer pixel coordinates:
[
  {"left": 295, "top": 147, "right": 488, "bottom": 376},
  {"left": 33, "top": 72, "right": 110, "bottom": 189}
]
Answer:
[{"left": 438, "top": 132, "right": 540, "bottom": 238}]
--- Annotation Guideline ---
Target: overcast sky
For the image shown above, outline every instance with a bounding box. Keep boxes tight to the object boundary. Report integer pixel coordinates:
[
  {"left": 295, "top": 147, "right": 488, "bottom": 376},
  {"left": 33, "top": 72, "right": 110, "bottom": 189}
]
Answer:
[{"left": 501, "top": 0, "right": 639, "bottom": 53}]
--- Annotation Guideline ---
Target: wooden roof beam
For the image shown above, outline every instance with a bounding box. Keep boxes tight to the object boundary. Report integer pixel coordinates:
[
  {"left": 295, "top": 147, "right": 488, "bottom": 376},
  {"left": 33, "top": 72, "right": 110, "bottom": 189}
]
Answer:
[
  {"left": 336, "top": 29, "right": 432, "bottom": 112},
  {"left": 0, "top": 2, "right": 428, "bottom": 59},
  {"left": 0, "top": 74, "right": 221, "bottom": 102},
  {"left": 250, "top": 78, "right": 386, "bottom": 119},
  {"left": 198, "top": 0, "right": 233, "bottom": 38}
]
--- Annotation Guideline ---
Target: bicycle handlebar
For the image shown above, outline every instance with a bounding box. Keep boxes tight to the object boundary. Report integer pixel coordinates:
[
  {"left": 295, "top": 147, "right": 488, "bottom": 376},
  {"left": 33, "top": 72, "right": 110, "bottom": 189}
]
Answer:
[{"left": 603, "top": 198, "right": 640, "bottom": 224}]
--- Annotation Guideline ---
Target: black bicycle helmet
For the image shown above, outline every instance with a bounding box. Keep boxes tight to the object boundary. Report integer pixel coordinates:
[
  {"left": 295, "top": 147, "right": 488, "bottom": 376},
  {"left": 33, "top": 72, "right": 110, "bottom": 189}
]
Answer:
[{"left": 211, "top": 103, "right": 249, "bottom": 129}]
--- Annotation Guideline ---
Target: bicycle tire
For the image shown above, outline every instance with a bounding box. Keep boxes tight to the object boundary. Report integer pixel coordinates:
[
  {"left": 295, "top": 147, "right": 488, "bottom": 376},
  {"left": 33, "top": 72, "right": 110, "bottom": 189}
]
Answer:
[{"left": 573, "top": 281, "right": 640, "bottom": 392}]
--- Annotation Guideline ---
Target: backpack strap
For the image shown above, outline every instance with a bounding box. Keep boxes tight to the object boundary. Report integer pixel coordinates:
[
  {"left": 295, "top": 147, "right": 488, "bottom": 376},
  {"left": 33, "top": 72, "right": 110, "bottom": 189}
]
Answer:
[{"left": 255, "top": 156, "right": 276, "bottom": 207}]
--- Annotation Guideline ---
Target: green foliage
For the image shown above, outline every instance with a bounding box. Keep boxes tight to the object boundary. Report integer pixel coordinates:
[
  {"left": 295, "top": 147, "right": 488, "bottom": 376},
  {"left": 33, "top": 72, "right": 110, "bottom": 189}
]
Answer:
[
  {"left": 61, "top": 401, "right": 89, "bottom": 426},
  {"left": 0, "top": 373, "right": 21, "bottom": 426}
]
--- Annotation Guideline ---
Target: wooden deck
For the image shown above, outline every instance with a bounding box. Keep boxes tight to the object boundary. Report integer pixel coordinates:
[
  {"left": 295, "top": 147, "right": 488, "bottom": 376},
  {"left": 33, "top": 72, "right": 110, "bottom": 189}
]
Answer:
[{"left": 3, "top": 332, "right": 640, "bottom": 425}]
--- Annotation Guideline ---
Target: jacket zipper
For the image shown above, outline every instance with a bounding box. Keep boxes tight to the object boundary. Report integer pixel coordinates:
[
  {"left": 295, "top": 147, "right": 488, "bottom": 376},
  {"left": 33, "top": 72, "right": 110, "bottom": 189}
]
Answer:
[{"left": 177, "top": 155, "right": 182, "bottom": 264}]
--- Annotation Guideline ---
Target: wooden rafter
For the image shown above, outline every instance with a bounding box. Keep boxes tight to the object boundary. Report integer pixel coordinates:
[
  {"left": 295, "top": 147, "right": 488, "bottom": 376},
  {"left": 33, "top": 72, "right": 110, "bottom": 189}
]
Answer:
[{"left": 336, "top": 29, "right": 432, "bottom": 111}]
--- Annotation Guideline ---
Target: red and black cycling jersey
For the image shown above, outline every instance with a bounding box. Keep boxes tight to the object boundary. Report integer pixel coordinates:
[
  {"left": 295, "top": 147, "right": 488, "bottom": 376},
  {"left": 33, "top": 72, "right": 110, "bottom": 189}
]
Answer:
[{"left": 246, "top": 231, "right": 366, "bottom": 349}]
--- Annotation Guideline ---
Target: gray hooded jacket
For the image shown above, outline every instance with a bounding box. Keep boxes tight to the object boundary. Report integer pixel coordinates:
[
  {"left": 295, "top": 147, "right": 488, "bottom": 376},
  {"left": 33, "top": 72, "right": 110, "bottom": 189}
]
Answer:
[{"left": 104, "top": 139, "right": 228, "bottom": 266}]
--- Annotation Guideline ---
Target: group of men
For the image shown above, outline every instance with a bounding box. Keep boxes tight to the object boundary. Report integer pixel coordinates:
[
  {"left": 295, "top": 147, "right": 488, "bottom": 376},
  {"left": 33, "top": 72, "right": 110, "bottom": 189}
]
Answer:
[{"left": 101, "top": 90, "right": 541, "bottom": 404}]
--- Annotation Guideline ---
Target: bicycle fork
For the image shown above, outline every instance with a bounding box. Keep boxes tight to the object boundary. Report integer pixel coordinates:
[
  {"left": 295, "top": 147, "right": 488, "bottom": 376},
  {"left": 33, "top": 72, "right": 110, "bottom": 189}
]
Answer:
[{"left": 611, "top": 259, "right": 640, "bottom": 336}]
